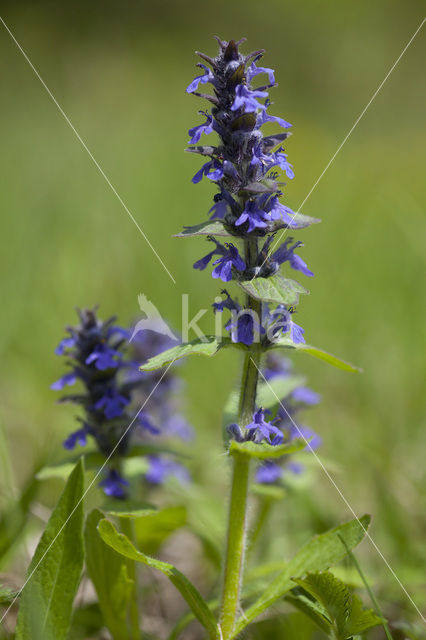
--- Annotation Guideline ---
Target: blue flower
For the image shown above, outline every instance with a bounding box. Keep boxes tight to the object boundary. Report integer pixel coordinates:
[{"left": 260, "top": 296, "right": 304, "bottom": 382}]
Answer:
[
  {"left": 188, "top": 112, "right": 214, "bottom": 144},
  {"left": 231, "top": 84, "right": 268, "bottom": 113},
  {"left": 246, "top": 408, "right": 284, "bottom": 445},
  {"left": 209, "top": 198, "right": 228, "bottom": 220},
  {"left": 99, "top": 469, "right": 129, "bottom": 499},
  {"left": 137, "top": 411, "right": 161, "bottom": 435},
  {"left": 250, "top": 142, "right": 272, "bottom": 168},
  {"left": 50, "top": 370, "right": 77, "bottom": 390},
  {"left": 291, "top": 387, "right": 321, "bottom": 405},
  {"left": 94, "top": 389, "right": 130, "bottom": 419},
  {"left": 256, "top": 461, "right": 282, "bottom": 484},
  {"left": 271, "top": 238, "right": 314, "bottom": 277},
  {"left": 63, "top": 425, "right": 90, "bottom": 450},
  {"left": 193, "top": 238, "right": 227, "bottom": 271},
  {"left": 267, "top": 304, "right": 306, "bottom": 344},
  {"left": 258, "top": 102, "right": 292, "bottom": 129},
  {"left": 192, "top": 159, "right": 224, "bottom": 184},
  {"left": 213, "top": 290, "right": 264, "bottom": 346},
  {"left": 266, "top": 196, "right": 297, "bottom": 225},
  {"left": 246, "top": 61, "right": 275, "bottom": 85},
  {"left": 54, "top": 336, "right": 76, "bottom": 355},
  {"left": 162, "top": 414, "right": 194, "bottom": 441},
  {"left": 271, "top": 148, "right": 295, "bottom": 179},
  {"left": 186, "top": 64, "right": 215, "bottom": 93},
  {"left": 85, "top": 343, "right": 122, "bottom": 370},
  {"left": 235, "top": 200, "right": 268, "bottom": 233},
  {"left": 212, "top": 244, "right": 245, "bottom": 282},
  {"left": 145, "top": 456, "right": 190, "bottom": 484}
]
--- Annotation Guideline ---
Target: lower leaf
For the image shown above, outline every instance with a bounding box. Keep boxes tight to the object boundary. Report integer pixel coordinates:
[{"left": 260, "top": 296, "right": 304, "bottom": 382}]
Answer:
[{"left": 98, "top": 518, "right": 220, "bottom": 639}]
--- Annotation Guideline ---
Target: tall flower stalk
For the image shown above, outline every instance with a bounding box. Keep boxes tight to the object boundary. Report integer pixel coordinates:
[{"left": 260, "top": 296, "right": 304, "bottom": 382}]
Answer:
[
  {"left": 137, "top": 36, "right": 364, "bottom": 640},
  {"left": 185, "top": 37, "right": 316, "bottom": 636}
]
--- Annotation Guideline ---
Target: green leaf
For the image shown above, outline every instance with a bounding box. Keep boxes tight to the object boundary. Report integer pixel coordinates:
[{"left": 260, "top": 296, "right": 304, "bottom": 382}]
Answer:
[
  {"left": 0, "top": 474, "right": 38, "bottom": 565},
  {"left": 104, "top": 503, "right": 155, "bottom": 519},
  {"left": 238, "top": 274, "right": 308, "bottom": 306},
  {"left": 174, "top": 220, "right": 235, "bottom": 238},
  {"left": 85, "top": 509, "right": 139, "bottom": 640},
  {"left": 134, "top": 506, "right": 187, "bottom": 555},
  {"left": 232, "top": 515, "right": 371, "bottom": 638},
  {"left": 15, "top": 459, "right": 85, "bottom": 640},
  {"left": 285, "top": 591, "right": 331, "bottom": 634},
  {"left": 269, "top": 338, "right": 361, "bottom": 372},
  {"left": 229, "top": 439, "right": 307, "bottom": 460},
  {"left": 98, "top": 518, "right": 220, "bottom": 639},
  {"left": 140, "top": 336, "right": 237, "bottom": 372},
  {"left": 292, "top": 572, "right": 382, "bottom": 639},
  {"left": 36, "top": 462, "right": 76, "bottom": 481}
]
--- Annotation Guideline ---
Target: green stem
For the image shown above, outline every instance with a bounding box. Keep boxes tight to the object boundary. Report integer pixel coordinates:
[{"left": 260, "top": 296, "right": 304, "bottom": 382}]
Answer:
[
  {"left": 220, "top": 237, "right": 262, "bottom": 639},
  {"left": 120, "top": 517, "right": 141, "bottom": 640},
  {"left": 219, "top": 451, "right": 251, "bottom": 639}
]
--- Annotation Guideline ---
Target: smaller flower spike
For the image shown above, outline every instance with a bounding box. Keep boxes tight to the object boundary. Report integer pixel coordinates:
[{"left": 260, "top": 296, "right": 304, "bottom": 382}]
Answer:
[{"left": 52, "top": 307, "right": 192, "bottom": 498}]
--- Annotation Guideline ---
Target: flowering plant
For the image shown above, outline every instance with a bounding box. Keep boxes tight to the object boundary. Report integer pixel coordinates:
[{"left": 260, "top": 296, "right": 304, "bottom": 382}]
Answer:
[{"left": 5, "top": 37, "right": 394, "bottom": 640}]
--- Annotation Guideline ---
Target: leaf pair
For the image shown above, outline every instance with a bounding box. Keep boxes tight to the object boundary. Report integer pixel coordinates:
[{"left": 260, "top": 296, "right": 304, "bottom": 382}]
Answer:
[
  {"left": 140, "top": 335, "right": 360, "bottom": 373},
  {"left": 97, "top": 514, "right": 371, "bottom": 640}
]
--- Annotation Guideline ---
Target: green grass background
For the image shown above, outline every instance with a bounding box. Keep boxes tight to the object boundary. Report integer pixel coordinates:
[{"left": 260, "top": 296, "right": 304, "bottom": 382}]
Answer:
[{"left": 0, "top": 0, "right": 425, "bottom": 626}]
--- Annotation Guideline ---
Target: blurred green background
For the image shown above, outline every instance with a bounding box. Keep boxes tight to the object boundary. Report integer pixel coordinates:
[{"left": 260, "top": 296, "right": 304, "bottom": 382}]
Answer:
[{"left": 0, "top": 0, "right": 425, "bottom": 629}]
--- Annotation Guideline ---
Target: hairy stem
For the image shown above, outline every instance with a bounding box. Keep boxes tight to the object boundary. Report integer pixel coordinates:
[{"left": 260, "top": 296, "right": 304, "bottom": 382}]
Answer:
[{"left": 220, "top": 237, "right": 262, "bottom": 639}]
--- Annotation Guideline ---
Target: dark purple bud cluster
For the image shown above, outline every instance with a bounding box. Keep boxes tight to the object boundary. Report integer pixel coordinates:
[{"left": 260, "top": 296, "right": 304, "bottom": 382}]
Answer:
[{"left": 52, "top": 308, "right": 191, "bottom": 498}]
